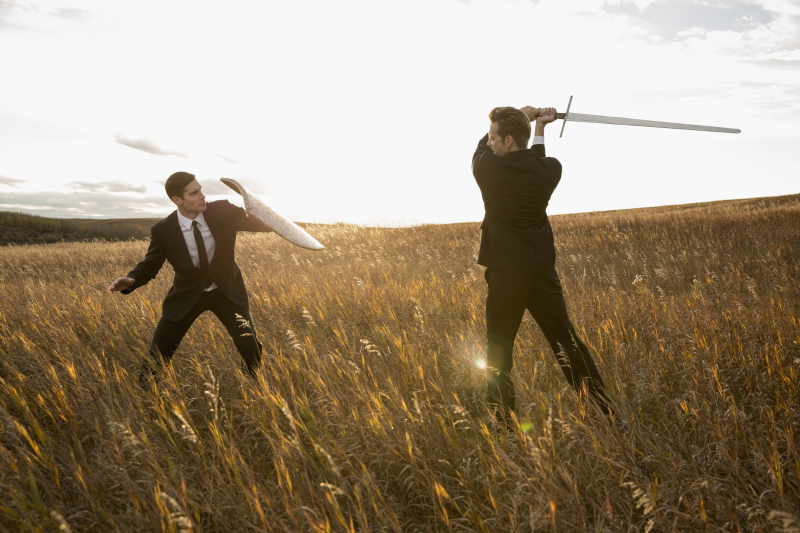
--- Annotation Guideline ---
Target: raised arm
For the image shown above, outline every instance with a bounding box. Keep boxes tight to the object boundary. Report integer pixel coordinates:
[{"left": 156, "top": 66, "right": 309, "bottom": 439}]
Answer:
[
  {"left": 471, "top": 131, "right": 494, "bottom": 183},
  {"left": 534, "top": 106, "right": 557, "bottom": 136},
  {"left": 473, "top": 132, "right": 493, "bottom": 157},
  {"left": 521, "top": 106, "right": 556, "bottom": 157},
  {"left": 227, "top": 201, "right": 273, "bottom": 233}
]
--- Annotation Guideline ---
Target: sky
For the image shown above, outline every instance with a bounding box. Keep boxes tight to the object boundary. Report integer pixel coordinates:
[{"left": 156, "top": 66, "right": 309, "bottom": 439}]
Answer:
[{"left": 1, "top": 0, "right": 798, "bottom": 224}]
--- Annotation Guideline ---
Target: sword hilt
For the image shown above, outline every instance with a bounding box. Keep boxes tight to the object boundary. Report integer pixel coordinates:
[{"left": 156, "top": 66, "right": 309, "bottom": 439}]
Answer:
[{"left": 558, "top": 95, "right": 572, "bottom": 138}]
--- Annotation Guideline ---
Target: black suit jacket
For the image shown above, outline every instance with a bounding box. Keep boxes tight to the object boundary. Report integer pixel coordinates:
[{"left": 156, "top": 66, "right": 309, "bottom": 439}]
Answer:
[
  {"left": 122, "top": 200, "right": 270, "bottom": 322},
  {"left": 472, "top": 134, "right": 563, "bottom": 269}
]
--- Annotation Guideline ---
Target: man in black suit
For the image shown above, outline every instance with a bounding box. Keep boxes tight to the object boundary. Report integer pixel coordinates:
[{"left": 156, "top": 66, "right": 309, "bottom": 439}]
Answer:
[
  {"left": 109, "top": 171, "right": 271, "bottom": 385},
  {"left": 472, "top": 106, "right": 611, "bottom": 421}
]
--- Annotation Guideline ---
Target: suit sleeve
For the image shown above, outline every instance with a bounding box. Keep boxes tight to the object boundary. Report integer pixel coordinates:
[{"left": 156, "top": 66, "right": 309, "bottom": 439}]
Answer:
[
  {"left": 226, "top": 200, "right": 273, "bottom": 233},
  {"left": 543, "top": 157, "right": 562, "bottom": 181},
  {"left": 472, "top": 134, "right": 492, "bottom": 164},
  {"left": 121, "top": 229, "right": 167, "bottom": 294},
  {"left": 532, "top": 143, "right": 546, "bottom": 158},
  {"left": 472, "top": 134, "right": 497, "bottom": 181}
]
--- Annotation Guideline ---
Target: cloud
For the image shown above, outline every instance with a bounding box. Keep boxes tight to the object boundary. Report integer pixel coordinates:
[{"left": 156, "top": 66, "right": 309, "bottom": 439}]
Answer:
[
  {"left": 199, "top": 178, "right": 272, "bottom": 196},
  {"left": 0, "top": 0, "right": 25, "bottom": 29},
  {"left": 0, "top": 184, "right": 270, "bottom": 219},
  {"left": 0, "top": 111, "right": 89, "bottom": 140},
  {"left": 201, "top": 179, "right": 240, "bottom": 196},
  {"left": 1, "top": 1, "right": 93, "bottom": 30},
  {"left": 0, "top": 0, "right": 16, "bottom": 17},
  {"left": 600, "top": 0, "right": 800, "bottom": 70},
  {"left": 67, "top": 181, "right": 148, "bottom": 194},
  {"left": 603, "top": 1, "right": 639, "bottom": 16},
  {"left": 747, "top": 55, "right": 800, "bottom": 67},
  {"left": 646, "top": 0, "right": 773, "bottom": 35},
  {"left": 0, "top": 174, "right": 26, "bottom": 188},
  {"left": 54, "top": 8, "right": 92, "bottom": 21},
  {"left": 0, "top": 190, "right": 174, "bottom": 218},
  {"left": 114, "top": 133, "right": 188, "bottom": 157},
  {"left": 604, "top": 0, "right": 775, "bottom": 38},
  {"left": 145, "top": 177, "right": 270, "bottom": 197},
  {"left": 214, "top": 153, "right": 240, "bottom": 165}
]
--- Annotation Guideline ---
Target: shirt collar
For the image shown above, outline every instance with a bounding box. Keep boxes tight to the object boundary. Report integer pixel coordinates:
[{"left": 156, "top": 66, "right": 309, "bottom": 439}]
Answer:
[{"left": 177, "top": 210, "right": 206, "bottom": 232}]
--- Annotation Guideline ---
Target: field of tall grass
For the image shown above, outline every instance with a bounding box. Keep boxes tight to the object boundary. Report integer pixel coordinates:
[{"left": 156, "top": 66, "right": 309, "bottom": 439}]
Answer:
[{"left": 0, "top": 194, "right": 798, "bottom": 532}]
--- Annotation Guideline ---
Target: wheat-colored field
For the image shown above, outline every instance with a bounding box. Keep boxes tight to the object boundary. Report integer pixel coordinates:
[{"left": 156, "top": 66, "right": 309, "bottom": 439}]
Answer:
[{"left": 0, "top": 195, "right": 799, "bottom": 532}]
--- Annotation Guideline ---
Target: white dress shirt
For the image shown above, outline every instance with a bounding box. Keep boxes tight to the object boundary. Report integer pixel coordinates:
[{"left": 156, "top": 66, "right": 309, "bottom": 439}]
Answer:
[
  {"left": 533, "top": 136, "right": 545, "bottom": 145},
  {"left": 176, "top": 210, "right": 217, "bottom": 291}
]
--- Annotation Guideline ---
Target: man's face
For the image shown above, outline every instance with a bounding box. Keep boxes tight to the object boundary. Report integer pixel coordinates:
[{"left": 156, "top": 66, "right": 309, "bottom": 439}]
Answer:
[
  {"left": 172, "top": 179, "right": 207, "bottom": 217},
  {"left": 487, "top": 121, "right": 513, "bottom": 157}
]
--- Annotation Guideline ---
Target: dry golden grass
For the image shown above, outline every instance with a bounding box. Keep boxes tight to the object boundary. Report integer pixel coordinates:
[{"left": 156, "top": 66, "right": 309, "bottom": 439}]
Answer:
[{"left": 0, "top": 194, "right": 799, "bottom": 532}]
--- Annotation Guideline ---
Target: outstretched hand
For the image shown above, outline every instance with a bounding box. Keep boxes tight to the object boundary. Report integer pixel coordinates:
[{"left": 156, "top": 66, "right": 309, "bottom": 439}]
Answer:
[{"left": 109, "top": 277, "right": 135, "bottom": 292}]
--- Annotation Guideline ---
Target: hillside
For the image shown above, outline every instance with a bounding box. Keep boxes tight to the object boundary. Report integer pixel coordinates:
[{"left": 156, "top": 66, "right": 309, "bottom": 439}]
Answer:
[
  {"left": 3, "top": 194, "right": 799, "bottom": 246},
  {"left": 560, "top": 193, "right": 800, "bottom": 219},
  {"left": 0, "top": 211, "right": 159, "bottom": 245},
  {"left": 0, "top": 194, "right": 798, "bottom": 531},
  {"left": 0, "top": 210, "right": 330, "bottom": 246}
]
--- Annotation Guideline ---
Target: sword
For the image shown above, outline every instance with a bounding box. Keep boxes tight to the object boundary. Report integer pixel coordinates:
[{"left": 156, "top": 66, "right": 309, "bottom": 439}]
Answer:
[{"left": 556, "top": 96, "right": 741, "bottom": 137}]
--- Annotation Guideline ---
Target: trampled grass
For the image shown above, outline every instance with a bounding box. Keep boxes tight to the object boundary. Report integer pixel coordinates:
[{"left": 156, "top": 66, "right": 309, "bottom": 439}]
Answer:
[{"left": 0, "top": 194, "right": 798, "bottom": 531}]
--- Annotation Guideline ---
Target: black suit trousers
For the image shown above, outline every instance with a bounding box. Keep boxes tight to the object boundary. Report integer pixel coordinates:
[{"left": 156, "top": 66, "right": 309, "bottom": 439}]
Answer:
[
  {"left": 484, "top": 268, "right": 610, "bottom": 416},
  {"left": 142, "top": 289, "right": 262, "bottom": 379}
]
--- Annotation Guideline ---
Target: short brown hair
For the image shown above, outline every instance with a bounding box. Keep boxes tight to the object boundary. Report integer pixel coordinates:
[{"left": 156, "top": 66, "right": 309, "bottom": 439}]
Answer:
[
  {"left": 165, "top": 172, "right": 196, "bottom": 199},
  {"left": 489, "top": 107, "right": 531, "bottom": 150}
]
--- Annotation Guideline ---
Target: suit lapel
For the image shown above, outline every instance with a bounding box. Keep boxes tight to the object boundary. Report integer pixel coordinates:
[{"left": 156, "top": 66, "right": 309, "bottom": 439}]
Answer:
[
  {"left": 204, "top": 205, "right": 221, "bottom": 242},
  {"left": 203, "top": 203, "right": 225, "bottom": 268},
  {"left": 165, "top": 211, "right": 196, "bottom": 269}
]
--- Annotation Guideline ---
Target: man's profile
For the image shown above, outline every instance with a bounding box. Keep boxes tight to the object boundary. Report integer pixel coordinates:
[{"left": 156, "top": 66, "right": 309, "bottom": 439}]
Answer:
[
  {"left": 109, "top": 171, "right": 272, "bottom": 385},
  {"left": 472, "top": 105, "right": 612, "bottom": 423}
]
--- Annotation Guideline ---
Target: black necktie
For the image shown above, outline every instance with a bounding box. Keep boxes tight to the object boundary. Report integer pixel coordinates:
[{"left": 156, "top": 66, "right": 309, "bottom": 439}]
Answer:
[{"left": 192, "top": 220, "right": 209, "bottom": 271}]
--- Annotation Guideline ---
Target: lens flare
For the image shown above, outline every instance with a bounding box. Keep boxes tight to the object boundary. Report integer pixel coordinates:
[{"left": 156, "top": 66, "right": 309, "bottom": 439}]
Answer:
[{"left": 475, "top": 358, "right": 487, "bottom": 370}]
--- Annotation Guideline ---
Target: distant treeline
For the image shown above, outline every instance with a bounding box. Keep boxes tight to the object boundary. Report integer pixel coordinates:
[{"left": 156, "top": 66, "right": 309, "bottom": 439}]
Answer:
[{"left": 0, "top": 211, "right": 159, "bottom": 245}]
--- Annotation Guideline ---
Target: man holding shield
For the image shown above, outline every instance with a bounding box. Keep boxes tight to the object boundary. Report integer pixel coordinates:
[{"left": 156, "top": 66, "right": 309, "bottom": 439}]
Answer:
[{"left": 109, "top": 172, "right": 271, "bottom": 386}]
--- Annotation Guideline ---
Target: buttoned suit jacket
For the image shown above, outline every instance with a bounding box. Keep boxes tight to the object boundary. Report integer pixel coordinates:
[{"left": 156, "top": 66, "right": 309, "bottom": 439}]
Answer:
[
  {"left": 472, "top": 134, "right": 563, "bottom": 269},
  {"left": 122, "top": 200, "right": 270, "bottom": 322}
]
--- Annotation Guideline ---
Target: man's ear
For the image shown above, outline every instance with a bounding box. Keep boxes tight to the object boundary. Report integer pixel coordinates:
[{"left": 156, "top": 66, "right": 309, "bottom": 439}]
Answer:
[
  {"left": 505, "top": 135, "right": 516, "bottom": 149},
  {"left": 170, "top": 196, "right": 182, "bottom": 207}
]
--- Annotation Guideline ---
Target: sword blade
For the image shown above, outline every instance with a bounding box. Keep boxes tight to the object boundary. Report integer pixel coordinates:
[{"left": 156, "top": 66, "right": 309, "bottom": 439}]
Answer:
[{"left": 556, "top": 111, "right": 740, "bottom": 134}]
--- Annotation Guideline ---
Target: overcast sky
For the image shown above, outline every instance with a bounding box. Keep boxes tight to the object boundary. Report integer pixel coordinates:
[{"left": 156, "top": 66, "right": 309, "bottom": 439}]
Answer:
[{"left": 1, "top": 0, "right": 798, "bottom": 224}]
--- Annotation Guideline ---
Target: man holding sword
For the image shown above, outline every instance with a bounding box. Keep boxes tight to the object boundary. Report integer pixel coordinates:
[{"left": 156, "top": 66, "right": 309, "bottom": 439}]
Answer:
[{"left": 472, "top": 105, "right": 612, "bottom": 424}]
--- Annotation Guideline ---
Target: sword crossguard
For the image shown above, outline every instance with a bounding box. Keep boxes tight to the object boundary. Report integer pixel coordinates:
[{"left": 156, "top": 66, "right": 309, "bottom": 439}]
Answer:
[{"left": 558, "top": 95, "right": 573, "bottom": 138}]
